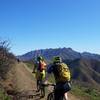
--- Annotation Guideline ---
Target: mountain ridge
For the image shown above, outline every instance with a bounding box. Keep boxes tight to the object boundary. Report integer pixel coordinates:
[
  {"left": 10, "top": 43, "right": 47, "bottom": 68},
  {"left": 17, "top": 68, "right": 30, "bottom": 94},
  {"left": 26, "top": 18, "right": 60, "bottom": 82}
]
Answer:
[{"left": 17, "top": 47, "right": 100, "bottom": 62}]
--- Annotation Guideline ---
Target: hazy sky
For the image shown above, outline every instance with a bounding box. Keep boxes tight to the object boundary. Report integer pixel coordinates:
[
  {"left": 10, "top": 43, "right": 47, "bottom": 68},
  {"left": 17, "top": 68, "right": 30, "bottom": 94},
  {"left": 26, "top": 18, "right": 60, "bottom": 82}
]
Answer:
[{"left": 0, "top": 0, "right": 100, "bottom": 55}]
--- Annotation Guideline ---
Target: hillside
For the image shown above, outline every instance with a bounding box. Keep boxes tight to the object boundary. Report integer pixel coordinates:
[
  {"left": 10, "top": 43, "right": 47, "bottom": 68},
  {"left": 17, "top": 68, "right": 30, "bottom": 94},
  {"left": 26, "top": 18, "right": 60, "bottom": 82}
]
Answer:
[
  {"left": 0, "top": 40, "right": 17, "bottom": 99},
  {"left": 68, "top": 58, "right": 100, "bottom": 88}
]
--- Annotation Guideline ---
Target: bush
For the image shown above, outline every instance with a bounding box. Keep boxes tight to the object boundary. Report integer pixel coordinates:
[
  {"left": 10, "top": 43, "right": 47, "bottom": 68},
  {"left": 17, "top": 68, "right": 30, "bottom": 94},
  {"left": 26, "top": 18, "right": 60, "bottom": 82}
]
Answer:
[
  {"left": 71, "top": 84, "right": 100, "bottom": 100},
  {"left": 0, "top": 40, "right": 16, "bottom": 79},
  {"left": 0, "top": 84, "right": 11, "bottom": 100}
]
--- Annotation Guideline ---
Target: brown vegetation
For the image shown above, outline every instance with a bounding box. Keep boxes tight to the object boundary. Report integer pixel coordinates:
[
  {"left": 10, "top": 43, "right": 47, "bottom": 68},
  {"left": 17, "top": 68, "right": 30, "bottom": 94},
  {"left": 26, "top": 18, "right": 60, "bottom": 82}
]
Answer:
[{"left": 0, "top": 40, "right": 16, "bottom": 80}]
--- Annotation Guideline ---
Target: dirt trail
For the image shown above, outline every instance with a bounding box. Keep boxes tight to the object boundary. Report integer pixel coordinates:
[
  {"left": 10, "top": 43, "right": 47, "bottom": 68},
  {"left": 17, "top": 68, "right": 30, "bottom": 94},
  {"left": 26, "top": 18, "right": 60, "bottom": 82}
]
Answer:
[
  {"left": 14, "top": 63, "right": 35, "bottom": 91},
  {"left": 12, "top": 62, "right": 83, "bottom": 100}
]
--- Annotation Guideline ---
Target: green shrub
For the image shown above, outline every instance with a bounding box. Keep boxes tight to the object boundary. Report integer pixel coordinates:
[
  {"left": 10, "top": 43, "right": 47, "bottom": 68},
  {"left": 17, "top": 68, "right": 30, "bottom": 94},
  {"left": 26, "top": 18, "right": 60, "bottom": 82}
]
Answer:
[
  {"left": 0, "top": 89, "right": 11, "bottom": 100},
  {"left": 71, "top": 85, "right": 100, "bottom": 100}
]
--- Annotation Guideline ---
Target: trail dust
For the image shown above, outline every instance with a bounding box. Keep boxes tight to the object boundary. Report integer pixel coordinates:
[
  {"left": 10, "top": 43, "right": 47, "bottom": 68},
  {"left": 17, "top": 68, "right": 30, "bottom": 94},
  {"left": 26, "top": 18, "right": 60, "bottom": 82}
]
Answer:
[{"left": 8, "top": 62, "right": 86, "bottom": 100}]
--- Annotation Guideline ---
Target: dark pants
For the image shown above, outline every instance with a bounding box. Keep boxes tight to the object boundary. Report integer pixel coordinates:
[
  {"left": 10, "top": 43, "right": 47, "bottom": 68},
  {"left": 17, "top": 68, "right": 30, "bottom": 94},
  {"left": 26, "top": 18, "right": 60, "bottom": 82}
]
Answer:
[
  {"left": 54, "top": 82, "right": 71, "bottom": 100},
  {"left": 54, "top": 90, "right": 64, "bottom": 100}
]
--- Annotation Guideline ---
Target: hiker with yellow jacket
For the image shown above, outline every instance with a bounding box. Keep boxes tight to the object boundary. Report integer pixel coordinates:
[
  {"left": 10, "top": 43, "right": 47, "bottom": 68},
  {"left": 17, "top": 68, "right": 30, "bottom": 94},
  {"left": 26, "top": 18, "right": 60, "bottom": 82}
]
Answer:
[{"left": 44, "top": 56, "right": 71, "bottom": 100}]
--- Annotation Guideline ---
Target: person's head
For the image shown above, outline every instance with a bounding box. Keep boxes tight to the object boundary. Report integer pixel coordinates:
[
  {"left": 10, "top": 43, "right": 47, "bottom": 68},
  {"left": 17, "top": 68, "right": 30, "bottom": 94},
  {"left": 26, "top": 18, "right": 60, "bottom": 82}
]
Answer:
[
  {"left": 37, "top": 56, "right": 43, "bottom": 61},
  {"left": 53, "top": 56, "right": 62, "bottom": 64}
]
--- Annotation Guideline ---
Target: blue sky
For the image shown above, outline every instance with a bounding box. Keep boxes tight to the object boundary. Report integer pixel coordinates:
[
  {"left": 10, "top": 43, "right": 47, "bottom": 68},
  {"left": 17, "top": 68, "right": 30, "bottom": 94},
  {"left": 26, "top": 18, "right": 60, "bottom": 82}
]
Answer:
[{"left": 0, "top": 0, "right": 100, "bottom": 55}]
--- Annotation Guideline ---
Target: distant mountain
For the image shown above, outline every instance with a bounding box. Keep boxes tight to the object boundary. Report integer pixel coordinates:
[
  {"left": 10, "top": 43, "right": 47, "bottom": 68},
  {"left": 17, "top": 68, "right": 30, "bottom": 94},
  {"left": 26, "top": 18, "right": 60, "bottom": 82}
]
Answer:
[
  {"left": 18, "top": 47, "right": 100, "bottom": 62},
  {"left": 68, "top": 58, "right": 100, "bottom": 88},
  {"left": 82, "top": 52, "right": 100, "bottom": 61}
]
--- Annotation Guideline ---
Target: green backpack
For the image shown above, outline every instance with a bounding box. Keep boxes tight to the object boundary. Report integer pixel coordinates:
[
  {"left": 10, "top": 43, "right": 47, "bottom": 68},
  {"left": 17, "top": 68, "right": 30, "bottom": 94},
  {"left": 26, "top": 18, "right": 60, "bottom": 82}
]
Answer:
[{"left": 56, "top": 63, "right": 71, "bottom": 82}]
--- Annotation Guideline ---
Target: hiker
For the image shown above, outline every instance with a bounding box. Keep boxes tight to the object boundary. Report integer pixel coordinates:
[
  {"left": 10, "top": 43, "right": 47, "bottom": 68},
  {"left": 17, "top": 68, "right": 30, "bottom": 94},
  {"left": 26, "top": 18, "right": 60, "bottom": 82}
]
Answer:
[
  {"left": 32, "top": 56, "right": 47, "bottom": 91},
  {"left": 44, "top": 56, "right": 71, "bottom": 100},
  {"left": 17, "top": 58, "right": 20, "bottom": 63}
]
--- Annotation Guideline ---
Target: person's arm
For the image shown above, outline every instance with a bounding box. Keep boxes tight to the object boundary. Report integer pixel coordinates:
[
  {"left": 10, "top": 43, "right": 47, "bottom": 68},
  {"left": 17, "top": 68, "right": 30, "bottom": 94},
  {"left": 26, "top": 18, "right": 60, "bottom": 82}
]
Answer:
[
  {"left": 44, "top": 64, "right": 53, "bottom": 84},
  {"left": 32, "top": 63, "right": 37, "bottom": 73},
  {"left": 42, "top": 60, "right": 47, "bottom": 70}
]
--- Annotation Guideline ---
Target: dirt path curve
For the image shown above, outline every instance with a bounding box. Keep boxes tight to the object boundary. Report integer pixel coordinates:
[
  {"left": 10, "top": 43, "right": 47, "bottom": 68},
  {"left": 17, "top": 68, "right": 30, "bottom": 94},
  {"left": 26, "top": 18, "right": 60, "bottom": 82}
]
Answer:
[
  {"left": 15, "top": 63, "right": 35, "bottom": 91},
  {"left": 13, "top": 62, "right": 82, "bottom": 100},
  {"left": 13, "top": 62, "right": 41, "bottom": 100}
]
